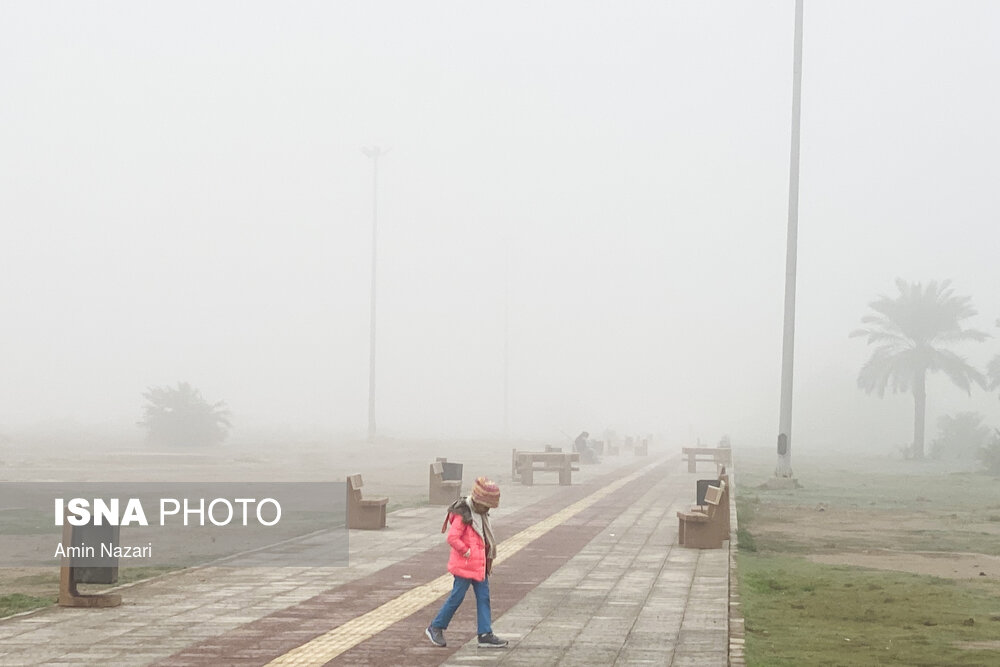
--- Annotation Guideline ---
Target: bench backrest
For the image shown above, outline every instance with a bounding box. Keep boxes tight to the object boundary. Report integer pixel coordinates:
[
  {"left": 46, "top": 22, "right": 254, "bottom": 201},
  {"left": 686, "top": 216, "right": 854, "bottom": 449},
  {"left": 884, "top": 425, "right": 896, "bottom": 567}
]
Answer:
[
  {"left": 704, "top": 481, "right": 725, "bottom": 506},
  {"left": 347, "top": 474, "right": 365, "bottom": 503}
]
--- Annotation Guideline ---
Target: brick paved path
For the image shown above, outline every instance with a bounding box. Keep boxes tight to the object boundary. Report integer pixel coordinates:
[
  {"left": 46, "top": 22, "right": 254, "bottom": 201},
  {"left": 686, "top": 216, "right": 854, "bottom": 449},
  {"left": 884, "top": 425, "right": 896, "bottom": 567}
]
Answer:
[{"left": 0, "top": 455, "right": 731, "bottom": 666}]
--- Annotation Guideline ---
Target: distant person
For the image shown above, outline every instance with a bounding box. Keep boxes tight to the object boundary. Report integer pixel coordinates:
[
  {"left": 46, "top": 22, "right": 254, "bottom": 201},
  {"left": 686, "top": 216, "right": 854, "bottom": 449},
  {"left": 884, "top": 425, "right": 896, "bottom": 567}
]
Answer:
[
  {"left": 574, "top": 431, "right": 596, "bottom": 463},
  {"left": 426, "top": 477, "right": 508, "bottom": 649}
]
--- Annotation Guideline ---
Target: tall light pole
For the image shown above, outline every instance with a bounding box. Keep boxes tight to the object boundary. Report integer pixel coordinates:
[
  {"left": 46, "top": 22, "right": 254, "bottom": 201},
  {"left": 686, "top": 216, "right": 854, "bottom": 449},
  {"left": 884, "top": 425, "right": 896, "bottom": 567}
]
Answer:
[
  {"left": 362, "top": 146, "right": 387, "bottom": 443},
  {"left": 503, "top": 241, "right": 510, "bottom": 442},
  {"left": 775, "top": 0, "right": 803, "bottom": 481}
]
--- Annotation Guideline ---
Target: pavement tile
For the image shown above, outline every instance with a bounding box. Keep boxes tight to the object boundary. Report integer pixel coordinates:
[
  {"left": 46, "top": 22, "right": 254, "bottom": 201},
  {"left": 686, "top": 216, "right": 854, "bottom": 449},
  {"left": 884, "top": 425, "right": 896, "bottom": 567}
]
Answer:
[
  {"left": 0, "top": 457, "right": 735, "bottom": 666},
  {"left": 443, "top": 460, "right": 733, "bottom": 666}
]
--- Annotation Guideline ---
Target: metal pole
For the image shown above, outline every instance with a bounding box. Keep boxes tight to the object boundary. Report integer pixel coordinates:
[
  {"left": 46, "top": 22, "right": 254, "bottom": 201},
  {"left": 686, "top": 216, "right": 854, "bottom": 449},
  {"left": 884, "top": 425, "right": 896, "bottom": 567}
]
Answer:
[
  {"left": 362, "top": 146, "right": 384, "bottom": 443},
  {"left": 776, "top": 0, "right": 803, "bottom": 478},
  {"left": 503, "top": 241, "right": 510, "bottom": 442}
]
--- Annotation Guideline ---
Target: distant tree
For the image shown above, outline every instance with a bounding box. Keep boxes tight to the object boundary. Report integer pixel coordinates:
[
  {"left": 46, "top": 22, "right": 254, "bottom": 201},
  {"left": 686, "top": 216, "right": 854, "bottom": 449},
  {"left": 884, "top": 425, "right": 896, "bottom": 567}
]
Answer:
[
  {"left": 930, "top": 412, "right": 990, "bottom": 460},
  {"left": 139, "top": 382, "right": 231, "bottom": 447},
  {"left": 988, "top": 318, "right": 1000, "bottom": 398},
  {"left": 978, "top": 429, "right": 1000, "bottom": 475},
  {"left": 851, "top": 279, "right": 988, "bottom": 459}
]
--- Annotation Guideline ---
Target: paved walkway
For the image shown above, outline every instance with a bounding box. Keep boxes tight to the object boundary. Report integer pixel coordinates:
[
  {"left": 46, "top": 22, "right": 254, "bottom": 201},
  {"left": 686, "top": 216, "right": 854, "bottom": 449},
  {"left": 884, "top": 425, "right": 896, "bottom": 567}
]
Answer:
[{"left": 0, "top": 454, "right": 733, "bottom": 666}]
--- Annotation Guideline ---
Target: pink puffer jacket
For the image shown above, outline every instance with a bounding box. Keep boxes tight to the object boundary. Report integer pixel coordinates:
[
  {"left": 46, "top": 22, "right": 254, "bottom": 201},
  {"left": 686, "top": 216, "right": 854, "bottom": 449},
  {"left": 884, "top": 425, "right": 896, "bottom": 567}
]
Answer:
[{"left": 445, "top": 513, "right": 488, "bottom": 581}]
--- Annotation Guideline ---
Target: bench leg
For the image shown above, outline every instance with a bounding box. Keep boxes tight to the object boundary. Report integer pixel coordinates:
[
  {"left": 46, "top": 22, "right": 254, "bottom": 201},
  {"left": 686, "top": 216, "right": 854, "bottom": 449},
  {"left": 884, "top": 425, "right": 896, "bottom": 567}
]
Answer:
[
  {"left": 559, "top": 467, "right": 571, "bottom": 486},
  {"left": 350, "top": 504, "right": 387, "bottom": 530},
  {"left": 687, "top": 457, "right": 696, "bottom": 473},
  {"left": 522, "top": 467, "right": 534, "bottom": 486},
  {"left": 682, "top": 520, "right": 723, "bottom": 549}
]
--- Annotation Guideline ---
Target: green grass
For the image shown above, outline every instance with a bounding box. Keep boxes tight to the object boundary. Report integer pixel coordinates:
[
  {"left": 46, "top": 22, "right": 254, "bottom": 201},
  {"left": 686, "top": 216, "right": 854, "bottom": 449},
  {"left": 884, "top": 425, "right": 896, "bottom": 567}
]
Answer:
[
  {"left": 0, "top": 567, "right": 180, "bottom": 619},
  {"left": 0, "top": 509, "right": 60, "bottom": 535},
  {"left": 10, "top": 572, "right": 59, "bottom": 586},
  {"left": 739, "top": 554, "right": 1000, "bottom": 666},
  {"left": 0, "top": 594, "right": 54, "bottom": 617},
  {"left": 735, "top": 449, "right": 1000, "bottom": 665}
]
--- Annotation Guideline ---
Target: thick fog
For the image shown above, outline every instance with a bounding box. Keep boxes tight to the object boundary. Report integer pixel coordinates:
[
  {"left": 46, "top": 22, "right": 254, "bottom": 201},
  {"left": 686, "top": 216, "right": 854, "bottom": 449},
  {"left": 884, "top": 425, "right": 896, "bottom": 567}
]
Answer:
[{"left": 2, "top": 1, "right": 998, "bottom": 451}]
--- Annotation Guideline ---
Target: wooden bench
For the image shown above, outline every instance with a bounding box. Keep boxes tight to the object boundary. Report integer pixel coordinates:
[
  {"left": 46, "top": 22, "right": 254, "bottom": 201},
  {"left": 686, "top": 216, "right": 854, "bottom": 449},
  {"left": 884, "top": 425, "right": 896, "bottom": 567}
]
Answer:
[
  {"left": 429, "top": 458, "right": 463, "bottom": 505},
  {"left": 677, "top": 476, "right": 730, "bottom": 549},
  {"left": 681, "top": 446, "right": 732, "bottom": 473},
  {"left": 511, "top": 449, "right": 580, "bottom": 486},
  {"left": 347, "top": 473, "right": 388, "bottom": 529}
]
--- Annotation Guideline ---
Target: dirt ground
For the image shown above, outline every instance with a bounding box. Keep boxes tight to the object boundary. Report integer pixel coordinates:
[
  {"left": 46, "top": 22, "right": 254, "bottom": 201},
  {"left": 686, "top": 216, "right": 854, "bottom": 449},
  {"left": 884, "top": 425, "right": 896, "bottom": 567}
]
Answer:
[
  {"left": 753, "top": 504, "right": 999, "bottom": 579},
  {"left": 807, "top": 550, "right": 1000, "bottom": 579},
  {"left": 737, "top": 448, "right": 1000, "bottom": 582}
]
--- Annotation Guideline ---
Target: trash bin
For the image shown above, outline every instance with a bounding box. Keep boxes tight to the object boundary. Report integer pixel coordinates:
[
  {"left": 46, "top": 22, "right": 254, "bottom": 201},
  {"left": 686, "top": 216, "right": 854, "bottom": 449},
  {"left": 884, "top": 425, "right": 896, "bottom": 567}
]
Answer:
[
  {"left": 440, "top": 460, "right": 463, "bottom": 483},
  {"left": 71, "top": 521, "right": 119, "bottom": 585},
  {"left": 696, "top": 479, "right": 720, "bottom": 506}
]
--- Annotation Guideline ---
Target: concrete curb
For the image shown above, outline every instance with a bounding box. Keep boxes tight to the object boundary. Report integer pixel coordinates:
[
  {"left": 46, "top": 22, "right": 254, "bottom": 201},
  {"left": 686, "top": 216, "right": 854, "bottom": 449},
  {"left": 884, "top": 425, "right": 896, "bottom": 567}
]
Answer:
[{"left": 728, "top": 461, "right": 746, "bottom": 666}]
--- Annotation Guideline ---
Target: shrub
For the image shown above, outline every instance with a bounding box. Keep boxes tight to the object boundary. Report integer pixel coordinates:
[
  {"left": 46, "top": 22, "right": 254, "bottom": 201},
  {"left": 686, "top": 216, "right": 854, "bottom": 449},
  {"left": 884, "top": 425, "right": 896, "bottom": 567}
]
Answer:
[
  {"left": 977, "top": 429, "right": 1000, "bottom": 474},
  {"left": 931, "top": 412, "right": 990, "bottom": 460},
  {"left": 138, "top": 382, "right": 231, "bottom": 447}
]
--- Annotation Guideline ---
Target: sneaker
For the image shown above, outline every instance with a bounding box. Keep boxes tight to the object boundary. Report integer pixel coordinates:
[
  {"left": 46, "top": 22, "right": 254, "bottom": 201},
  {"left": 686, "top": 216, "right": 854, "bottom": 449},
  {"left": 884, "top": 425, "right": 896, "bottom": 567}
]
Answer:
[
  {"left": 477, "top": 632, "right": 508, "bottom": 648},
  {"left": 425, "top": 625, "right": 446, "bottom": 647}
]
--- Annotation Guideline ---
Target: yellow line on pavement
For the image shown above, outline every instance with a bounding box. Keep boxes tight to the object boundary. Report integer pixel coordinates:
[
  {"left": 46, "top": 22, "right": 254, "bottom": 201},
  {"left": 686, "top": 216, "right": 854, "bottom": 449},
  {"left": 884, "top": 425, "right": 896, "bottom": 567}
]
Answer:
[{"left": 266, "top": 461, "right": 660, "bottom": 666}]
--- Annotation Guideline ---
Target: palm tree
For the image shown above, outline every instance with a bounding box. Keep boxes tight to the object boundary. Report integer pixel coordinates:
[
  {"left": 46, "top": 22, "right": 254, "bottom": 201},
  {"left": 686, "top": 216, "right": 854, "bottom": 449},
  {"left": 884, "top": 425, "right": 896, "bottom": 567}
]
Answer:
[
  {"left": 851, "top": 279, "right": 988, "bottom": 459},
  {"left": 139, "top": 382, "right": 232, "bottom": 447}
]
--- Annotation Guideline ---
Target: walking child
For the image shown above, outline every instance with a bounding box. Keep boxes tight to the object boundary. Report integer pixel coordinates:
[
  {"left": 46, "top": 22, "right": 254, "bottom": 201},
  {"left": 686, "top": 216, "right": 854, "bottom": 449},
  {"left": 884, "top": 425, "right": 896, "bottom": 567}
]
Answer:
[{"left": 425, "top": 477, "right": 508, "bottom": 648}]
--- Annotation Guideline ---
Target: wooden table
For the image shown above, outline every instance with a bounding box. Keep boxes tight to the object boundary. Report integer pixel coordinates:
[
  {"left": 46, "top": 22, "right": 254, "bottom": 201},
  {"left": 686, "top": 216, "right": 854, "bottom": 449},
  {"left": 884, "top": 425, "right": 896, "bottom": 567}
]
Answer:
[
  {"left": 681, "top": 447, "right": 732, "bottom": 473},
  {"left": 511, "top": 449, "right": 580, "bottom": 486}
]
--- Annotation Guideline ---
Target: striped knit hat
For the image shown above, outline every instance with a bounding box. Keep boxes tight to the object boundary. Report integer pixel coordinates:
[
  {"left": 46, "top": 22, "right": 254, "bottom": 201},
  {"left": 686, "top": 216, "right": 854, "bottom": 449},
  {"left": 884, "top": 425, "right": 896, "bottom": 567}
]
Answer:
[{"left": 471, "top": 477, "right": 501, "bottom": 508}]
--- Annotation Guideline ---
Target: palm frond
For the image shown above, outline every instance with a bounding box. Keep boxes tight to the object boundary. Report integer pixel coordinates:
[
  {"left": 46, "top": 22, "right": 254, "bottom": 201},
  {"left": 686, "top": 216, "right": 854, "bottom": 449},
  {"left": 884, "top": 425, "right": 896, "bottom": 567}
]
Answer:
[
  {"left": 857, "top": 346, "right": 912, "bottom": 396},
  {"left": 935, "top": 328, "right": 990, "bottom": 343},
  {"left": 851, "top": 329, "right": 909, "bottom": 346},
  {"left": 928, "top": 348, "right": 986, "bottom": 394},
  {"left": 987, "top": 355, "right": 1000, "bottom": 392}
]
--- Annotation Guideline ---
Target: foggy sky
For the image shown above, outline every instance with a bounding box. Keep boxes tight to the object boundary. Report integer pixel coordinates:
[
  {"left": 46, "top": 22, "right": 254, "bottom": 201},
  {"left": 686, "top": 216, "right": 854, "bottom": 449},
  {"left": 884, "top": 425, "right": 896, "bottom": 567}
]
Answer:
[{"left": 2, "top": 1, "right": 999, "bottom": 450}]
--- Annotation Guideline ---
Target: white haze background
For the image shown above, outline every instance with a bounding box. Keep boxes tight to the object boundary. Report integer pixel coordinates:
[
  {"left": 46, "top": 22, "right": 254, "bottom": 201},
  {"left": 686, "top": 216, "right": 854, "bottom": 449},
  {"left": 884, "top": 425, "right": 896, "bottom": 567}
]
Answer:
[{"left": 1, "top": 1, "right": 998, "bottom": 452}]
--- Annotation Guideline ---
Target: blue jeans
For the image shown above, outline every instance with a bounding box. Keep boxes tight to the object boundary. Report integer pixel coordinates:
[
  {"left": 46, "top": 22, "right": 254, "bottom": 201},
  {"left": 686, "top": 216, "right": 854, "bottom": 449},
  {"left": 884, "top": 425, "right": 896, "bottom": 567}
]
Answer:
[{"left": 431, "top": 575, "right": 491, "bottom": 635}]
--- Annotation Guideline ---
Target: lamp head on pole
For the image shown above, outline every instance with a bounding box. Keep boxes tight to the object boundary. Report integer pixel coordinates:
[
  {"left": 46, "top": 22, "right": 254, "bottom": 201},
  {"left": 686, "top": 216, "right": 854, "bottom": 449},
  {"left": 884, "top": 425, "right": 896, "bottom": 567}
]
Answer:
[{"left": 362, "top": 146, "right": 390, "bottom": 159}]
